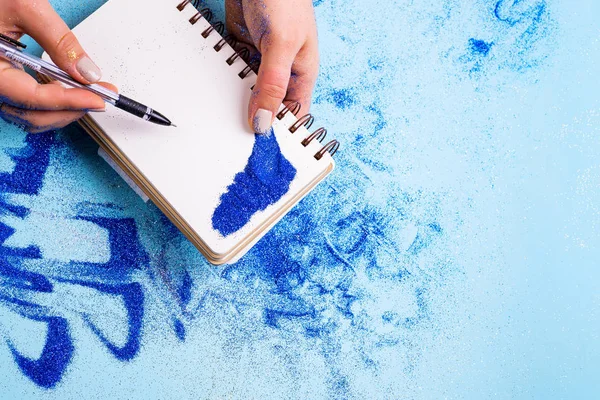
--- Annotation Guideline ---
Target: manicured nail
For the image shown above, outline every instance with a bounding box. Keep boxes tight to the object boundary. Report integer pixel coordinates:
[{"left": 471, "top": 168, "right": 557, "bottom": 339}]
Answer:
[
  {"left": 76, "top": 56, "right": 102, "bottom": 83},
  {"left": 253, "top": 108, "right": 273, "bottom": 134}
]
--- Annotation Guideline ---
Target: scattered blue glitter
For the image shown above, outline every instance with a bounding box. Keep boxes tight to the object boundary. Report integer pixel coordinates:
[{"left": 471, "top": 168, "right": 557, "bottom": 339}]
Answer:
[
  {"left": 408, "top": 221, "right": 443, "bottom": 255},
  {"left": 1, "top": 0, "right": 596, "bottom": 397},
  {"left": 212, "top": 130, "right": 297, "bottom": 236},
  {"left": 367, "top": 103, "right": 386, "bottom": 136},
  {"left": 317, "top": 88, "right": 357, "bottom": 110},
  {"left": 469, "top": 38, "right": 493, "bottom": 56},
  {"left": 330, "top": 89, "right": 357, "bottom": 109},
  {"left": 368, "top": 58, "right": 384, "bottom": 71}
]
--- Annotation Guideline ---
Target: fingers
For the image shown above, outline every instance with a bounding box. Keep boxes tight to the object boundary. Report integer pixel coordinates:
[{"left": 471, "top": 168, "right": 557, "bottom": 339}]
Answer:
[
  {"left": 0, "top": 80, "right": 116, "bottom": 134},
  {"left": 284, "top": 42, "right": 319, "bottom": 117},
  {"left": 0, "top": 103, "right": 86, "bottom": 134},
  {"left": 238, "top": 0, "right": 320, "bottom": 134},
  {"left": 15, "top": 0, "right": 102, "bottom": 84},
  {"left": 225, "top": 0, "right": 253, "bottom": 44},
  {"left": 248, "top": 43, "right": 296, "bottom": 134},
  {"left": 248, "top": 38, "right": 319, "bottom": 134},
  {"left": 0, "top": 60, "right": 106, "bottom": 111}
]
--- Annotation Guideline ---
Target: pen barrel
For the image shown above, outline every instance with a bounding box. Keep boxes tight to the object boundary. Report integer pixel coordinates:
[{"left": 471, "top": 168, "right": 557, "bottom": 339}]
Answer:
[
  {"left": 115, "top": 95, "right": 151, "bottom": 119},
  {"left": 3, "top": 51, "right": 41, "bottom": 72}
]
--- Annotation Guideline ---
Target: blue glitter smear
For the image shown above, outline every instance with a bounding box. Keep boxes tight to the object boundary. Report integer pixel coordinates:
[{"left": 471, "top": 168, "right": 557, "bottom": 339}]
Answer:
[
  {"left": 469, "top": 38, "right": 493, "bottom": 56},
  {"left": 212, "top": 130, "right": 297, "bottom": 236},
  {"left": 494, "top": 0, "right": 547, "bottom": 26},
  {"left": 7, "top": 315, "right": 74, "bottom": 389},
  {"left": 0, "top": 130, "right": 150, "bottom": 387},
  {"left": 316, "top": 88, "right": 357, "bottom": 110}
]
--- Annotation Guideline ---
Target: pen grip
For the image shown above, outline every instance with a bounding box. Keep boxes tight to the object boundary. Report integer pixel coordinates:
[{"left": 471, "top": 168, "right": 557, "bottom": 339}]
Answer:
[{"left": 115, "top": 95, "right": 150, "bottom": 119}]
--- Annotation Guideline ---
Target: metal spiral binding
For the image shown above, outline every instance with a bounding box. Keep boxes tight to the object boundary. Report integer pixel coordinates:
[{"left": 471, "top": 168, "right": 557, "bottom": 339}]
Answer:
[
  {"left": 202, "top": 22, "right": 225, "bottom": 38},
  {"left": 289, "top": 114, "right": 315, "bottom": 133},
  {"left": 190, "top": 8, "right": 213, "bottom": 25},
  {"left": 176, "top": 1, "right": 340, "bottom": 160},
  {"left": 277, "top": 101, "right": 302, "bottom": 119},
  {"left": 315, "top": 140, "right": 340, "bottom": 160},
  {"left": 214, "top": 34, "right": 238, "bottom": 52},
  {"left": 277, "top": 102, "right": 340, "bottom": 159},
  {"left": 239, "top": 58, "right": 260, "bottom": 79},
  {"left": 302, "top": 127, "right": 327, "bottom": 147}
]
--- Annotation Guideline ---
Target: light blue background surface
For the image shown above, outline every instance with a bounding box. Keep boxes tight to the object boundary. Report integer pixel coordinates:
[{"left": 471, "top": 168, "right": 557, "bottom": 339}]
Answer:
[{"left": 0, "top": 0, "right": 598, "bottom": 398}]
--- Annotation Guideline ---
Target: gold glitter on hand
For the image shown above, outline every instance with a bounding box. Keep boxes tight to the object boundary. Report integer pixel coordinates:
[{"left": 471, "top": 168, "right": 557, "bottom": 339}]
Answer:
[{"left": 67, "top": 50, "right": 78, "bottom": 61}]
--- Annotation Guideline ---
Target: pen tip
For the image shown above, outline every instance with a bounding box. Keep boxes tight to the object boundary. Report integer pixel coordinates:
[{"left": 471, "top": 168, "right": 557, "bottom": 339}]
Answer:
[{"left": 171, "top": 124, "right": 177, "bottom": 128}]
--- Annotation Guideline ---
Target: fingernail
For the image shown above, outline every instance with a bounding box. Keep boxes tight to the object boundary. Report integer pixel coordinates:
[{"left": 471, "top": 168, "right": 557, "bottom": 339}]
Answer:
[
  {"left": 87, "top": 108, "right": 106, "bottom": 113},
  {"left": 253, "top": 109, "right": 273, "bottom": 134},
  {"left": 76, "top": 56, "right": 102, "bottom": 83}
]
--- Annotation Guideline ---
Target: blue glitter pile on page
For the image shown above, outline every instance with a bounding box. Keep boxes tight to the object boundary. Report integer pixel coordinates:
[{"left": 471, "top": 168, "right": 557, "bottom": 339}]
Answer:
[{"left": 212, "top": 130, "right": 297, "bottom": 236}]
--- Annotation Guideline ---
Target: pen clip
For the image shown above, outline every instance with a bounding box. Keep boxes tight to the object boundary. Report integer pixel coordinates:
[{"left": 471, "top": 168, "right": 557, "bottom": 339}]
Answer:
[{"left": 0, "top": 33, "right": 27, "bottom": 50}]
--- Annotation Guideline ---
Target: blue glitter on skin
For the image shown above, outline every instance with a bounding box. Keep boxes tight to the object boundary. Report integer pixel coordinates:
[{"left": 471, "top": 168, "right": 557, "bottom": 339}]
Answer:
[
  {"left": 212, "top": 130, "right": 297, "bottom": 236},
  {"left": 0, "top": 107, "right": 68, "bottom": 134},
  {"left": 469, "top": 38, "right": 493, "bottom": 56}
]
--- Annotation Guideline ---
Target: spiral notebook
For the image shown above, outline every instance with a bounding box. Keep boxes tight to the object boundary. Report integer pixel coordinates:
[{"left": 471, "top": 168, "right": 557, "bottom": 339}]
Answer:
[{"left": 42, "top": 0, "right": 339, "bottom": 265}]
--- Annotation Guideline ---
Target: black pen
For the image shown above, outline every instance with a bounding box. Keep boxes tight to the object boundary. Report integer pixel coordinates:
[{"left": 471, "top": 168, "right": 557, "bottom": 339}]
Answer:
[{"left": 0, "top": 34, "right": 175, "bottom": 127}]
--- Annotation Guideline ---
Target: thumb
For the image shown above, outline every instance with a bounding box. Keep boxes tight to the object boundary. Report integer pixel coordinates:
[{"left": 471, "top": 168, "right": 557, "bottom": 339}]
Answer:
[
  {"left": 249, "top": 44, "right": 294, "bottom": 134},
  {"left": 18, "top": 0, "right": 102, "bottom": 84}
]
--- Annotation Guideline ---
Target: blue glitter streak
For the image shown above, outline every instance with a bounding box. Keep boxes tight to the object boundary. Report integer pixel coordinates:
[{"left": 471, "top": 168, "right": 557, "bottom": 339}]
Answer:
[
  {"left": 8, "top": 315, "right": 74, "bottom": 389},
  {"left": 212, "top": 131, "right": 297, "bottom": 236},
  {"left": 178, "top": 271, "right": 193, "bottom": 306},
  {"left": 367, "top": 103, "right": 386, "bottom": 136},
  {"left": 0, "top": 222, "right": 42, "bottom": 259},
  {"left": 174, "top": 319, "right": 186, "bottom": 341},
  {"left": 77, "top": 281, "right": 144, "bottom": 361},
  {"left": 494, "top": 0, "right": 547, "bottom": 26},
  {"left": 0, "top": 133, "right": 54, "bottom": 196}
]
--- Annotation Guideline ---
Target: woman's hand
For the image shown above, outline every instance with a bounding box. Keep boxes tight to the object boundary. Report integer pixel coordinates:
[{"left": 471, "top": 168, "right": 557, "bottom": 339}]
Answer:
[
  {"left": 0, "top": 0, "right": 116, "bottom": 133},
  {"left": 226, "top": 0, "right": 319, "bottom": 134}
]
